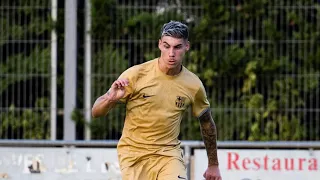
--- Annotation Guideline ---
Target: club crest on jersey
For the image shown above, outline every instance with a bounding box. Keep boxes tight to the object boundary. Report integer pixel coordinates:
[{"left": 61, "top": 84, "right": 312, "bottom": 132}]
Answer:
[{"left": 175, "top": 96, "right": 186, "bottom": 108}]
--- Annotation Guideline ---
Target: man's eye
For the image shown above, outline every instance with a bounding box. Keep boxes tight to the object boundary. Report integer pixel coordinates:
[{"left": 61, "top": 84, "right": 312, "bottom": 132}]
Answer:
[{"left": 164, "top": 46, "right": 170, "bottom": 48}]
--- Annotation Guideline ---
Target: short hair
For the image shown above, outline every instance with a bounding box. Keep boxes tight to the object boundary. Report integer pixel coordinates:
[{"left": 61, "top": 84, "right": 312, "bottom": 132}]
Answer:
[{"left": 160, "top": 21, "right": 189, "bottom": 40}]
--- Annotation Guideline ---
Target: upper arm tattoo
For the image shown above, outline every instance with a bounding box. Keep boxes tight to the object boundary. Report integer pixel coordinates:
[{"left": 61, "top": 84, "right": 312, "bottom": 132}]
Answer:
[{"left": 198, "top": 108, "right": 219, "bottom": 166}]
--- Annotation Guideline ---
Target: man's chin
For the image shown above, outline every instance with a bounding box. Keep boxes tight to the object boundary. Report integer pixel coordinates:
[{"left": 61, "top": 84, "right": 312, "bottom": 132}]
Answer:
[{"left": 167, "top": 63, "right": 178, "bottom": 69}]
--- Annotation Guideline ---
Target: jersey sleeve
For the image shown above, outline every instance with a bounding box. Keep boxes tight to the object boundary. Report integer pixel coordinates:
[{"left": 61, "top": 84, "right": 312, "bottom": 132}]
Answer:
[
  {"left": 192, "top": 82, "right": 210, "bottom": 118},
  {"left": 117, "top": 66, "right": 138, "bottom": 103}
]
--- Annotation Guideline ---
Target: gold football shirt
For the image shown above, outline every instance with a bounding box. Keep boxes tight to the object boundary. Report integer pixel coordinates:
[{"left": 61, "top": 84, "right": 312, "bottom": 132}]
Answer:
[{"left": 116, "top": 58, "right": 210, "bottom": 169}]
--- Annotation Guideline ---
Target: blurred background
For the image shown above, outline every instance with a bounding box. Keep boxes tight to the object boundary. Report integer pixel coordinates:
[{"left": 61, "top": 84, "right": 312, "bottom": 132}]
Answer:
[{"left": 0, "top": 0, "right": 320, "bottom": 179}]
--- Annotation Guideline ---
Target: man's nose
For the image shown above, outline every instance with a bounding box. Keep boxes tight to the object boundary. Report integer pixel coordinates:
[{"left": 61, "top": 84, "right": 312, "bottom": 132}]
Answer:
[{"left": 169, "top": 48, "right": 175, "bottom": 57}]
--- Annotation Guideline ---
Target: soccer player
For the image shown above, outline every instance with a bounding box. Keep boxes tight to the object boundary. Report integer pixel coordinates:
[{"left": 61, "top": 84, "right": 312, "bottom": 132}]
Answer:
[{"left": 92, "top": 20, "right": 222, "bottom": 180}]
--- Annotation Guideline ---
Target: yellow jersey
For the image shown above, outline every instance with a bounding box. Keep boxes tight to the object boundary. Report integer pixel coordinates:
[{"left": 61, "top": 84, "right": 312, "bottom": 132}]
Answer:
[{"left": 116, "top": 58, "right": 210, "bottom": 169}]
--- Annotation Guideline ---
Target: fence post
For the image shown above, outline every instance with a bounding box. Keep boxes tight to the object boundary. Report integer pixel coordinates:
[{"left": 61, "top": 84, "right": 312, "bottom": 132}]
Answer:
[
  {"left": 64, "top": 0, "right": 77, "bottom": 140},
  {"left": 184, "top": 145, "right": 191, "bottom": 180},
  {"left": 84, "top": 0, "right": 92, "bottom": 141},
  {"left": 50, "top": 0, "right": 58, "bottom": 141}
]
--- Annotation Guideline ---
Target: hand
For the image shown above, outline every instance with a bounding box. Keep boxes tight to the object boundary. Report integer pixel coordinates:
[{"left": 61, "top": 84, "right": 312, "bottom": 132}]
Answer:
[
  {"left": 105, "top": 78, "right": 129, "bottom": 101},
  {"left": 203, "top": 165, "right": 222, "bottom": 180}
]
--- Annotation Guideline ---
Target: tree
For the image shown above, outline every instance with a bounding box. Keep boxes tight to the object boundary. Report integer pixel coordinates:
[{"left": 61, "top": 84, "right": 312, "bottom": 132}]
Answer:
[
  {"left": 1, "top": 0, "right": 319, "bottom": 141},
  {"left": 0, "top": 0, "right": 52, "bottom": 139}
]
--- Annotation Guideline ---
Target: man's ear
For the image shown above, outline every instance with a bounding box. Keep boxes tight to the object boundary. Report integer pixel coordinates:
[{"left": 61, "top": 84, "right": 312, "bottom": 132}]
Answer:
[
  {"left": 186, "top": 41, "right": 190, "bottom": 51},
  {"left": 158, "top": 39, "right": 162, "bottom": 49}
]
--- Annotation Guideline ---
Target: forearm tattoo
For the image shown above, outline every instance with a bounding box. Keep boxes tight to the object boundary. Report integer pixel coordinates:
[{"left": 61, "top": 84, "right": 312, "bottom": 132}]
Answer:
[{"left": 198, "top": 109, "right": 219, "bottom": 166}]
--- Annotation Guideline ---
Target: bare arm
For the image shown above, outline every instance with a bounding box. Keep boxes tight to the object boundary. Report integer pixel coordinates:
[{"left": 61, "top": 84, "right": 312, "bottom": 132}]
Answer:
[
  {"left": 91, "top": 91, "right": 117, "bottom": 118},
  {"left": 198, "top": 108, "right": 219, "bottom": 166},
  {"left": 91, "top": 79, "right": 129, "bottom": 118}
]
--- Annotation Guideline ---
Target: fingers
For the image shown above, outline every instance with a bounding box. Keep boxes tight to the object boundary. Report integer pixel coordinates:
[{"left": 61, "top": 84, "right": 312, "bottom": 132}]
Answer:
[
  {"left": 206, "top": 176, "right": 221, "bottom": 180},
  {"left": 203, "top": 167, "right": 222, "bottom": 180},
  {"left": 214, "top": 176, "right": 222, "bottom": 180},
  {"left": 204, "top": 174, "right": 221, "bottom": 180},
  {"left": 112, "top": 79, "right": 129, "bottom": 89}
]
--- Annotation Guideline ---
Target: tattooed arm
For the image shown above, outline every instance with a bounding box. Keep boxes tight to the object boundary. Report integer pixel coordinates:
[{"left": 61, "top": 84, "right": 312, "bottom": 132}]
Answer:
[
  {"left": 199, "top": 108, "right": 222, "bottom": 179},
  {"left": 198, "top": 108, "right": 219, "bottom": 166}
]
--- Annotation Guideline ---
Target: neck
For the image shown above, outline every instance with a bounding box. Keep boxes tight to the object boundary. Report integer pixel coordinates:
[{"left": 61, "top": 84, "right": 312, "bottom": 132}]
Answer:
[{"left": 158, "top": 58, "right": 182, "bottom": 76}]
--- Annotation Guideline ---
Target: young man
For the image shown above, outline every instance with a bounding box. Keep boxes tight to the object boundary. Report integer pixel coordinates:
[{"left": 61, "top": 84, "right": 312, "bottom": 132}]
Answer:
[{"left": 92, "top": 21, "right": 222, "bottom": 180}]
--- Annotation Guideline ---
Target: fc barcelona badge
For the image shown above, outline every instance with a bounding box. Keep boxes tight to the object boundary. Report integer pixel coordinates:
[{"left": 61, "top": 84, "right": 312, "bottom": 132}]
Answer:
[{"left": 175, "top": 96, "right": 186, "bottom": 108}]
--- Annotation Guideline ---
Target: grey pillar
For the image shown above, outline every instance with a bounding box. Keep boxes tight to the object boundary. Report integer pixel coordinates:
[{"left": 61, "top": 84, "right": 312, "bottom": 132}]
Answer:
[
  {"left": 84, "top": 0, "right": 92, "bottom": 140},
  {"left": 50, "top": 0, "right": 57, "bottom": 140},
  {"left": 64, "top": 0, "right": 77, "bottom": 140}
]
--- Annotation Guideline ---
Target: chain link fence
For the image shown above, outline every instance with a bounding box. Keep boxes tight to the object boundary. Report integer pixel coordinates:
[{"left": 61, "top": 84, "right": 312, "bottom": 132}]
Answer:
[
  {"left": 90, "top": 0, "right": 320, "bottom": 141},
  {"left": 0, "top": 0, "right": 52, "bottom": 139},
  {"left": 0, "top": 0, "right": 319, "bottom": 141}
]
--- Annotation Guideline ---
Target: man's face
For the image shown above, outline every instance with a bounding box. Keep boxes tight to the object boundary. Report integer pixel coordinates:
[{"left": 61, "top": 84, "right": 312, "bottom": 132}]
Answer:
[{"left": 158, "top": 36, "right": 190, "bottom": 69}]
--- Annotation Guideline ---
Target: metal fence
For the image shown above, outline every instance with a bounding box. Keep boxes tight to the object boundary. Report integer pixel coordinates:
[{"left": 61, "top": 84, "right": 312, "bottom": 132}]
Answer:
[
  {"left": 89, "top": 0, "right": 320, "bottom": 141},
  {"left": 0, "top": 0, "right": 319, "bottom": 141},
  {"left": 0, "top": 0, "right": 54, "bottom": 139}
]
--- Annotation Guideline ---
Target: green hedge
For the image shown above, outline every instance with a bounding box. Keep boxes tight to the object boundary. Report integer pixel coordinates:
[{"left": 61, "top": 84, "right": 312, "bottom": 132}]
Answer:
[{"left": 0, "top": 0, "right": 319, "bottom": 140}]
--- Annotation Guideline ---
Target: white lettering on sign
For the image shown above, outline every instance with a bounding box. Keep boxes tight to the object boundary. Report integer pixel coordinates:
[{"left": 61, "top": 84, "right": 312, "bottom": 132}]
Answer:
[
  {"left": 22, "top": 154, "right": 46, "bottom": 174},
  {"left": 85, "top": 156, "right": 95, "bottom": 173},
  {"left": 0, "top": 173, "right": 8, "bottom": 178},
  {"left": 0, "top": 147, "right": 122, "bottom": 179}
]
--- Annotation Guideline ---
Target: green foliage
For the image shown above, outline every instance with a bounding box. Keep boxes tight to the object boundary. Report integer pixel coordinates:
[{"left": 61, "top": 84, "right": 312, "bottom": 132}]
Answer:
[
  {"left": 90, "top": 104, "right": 126, "bottom": 139},
  {"left": 0, "top": 1, "right": 52, "bottom": 139},
  {"left": 181, "top": 0, "right": 319, "bottom": 141},
  {"left": 0, "top": 5, "right": 52, "bottom": 46},
  {"left": 91, "top": 0, "right": 118, "bottom": 39},
  {"left": 0, "top": 47, "right": 50, "bottom": 93},
  {"left": 125, "top": 10, "right": 184, "bottom": 39},
  {"left": 89, "top": 44, "right": 128, "bottom": 139},
  {"left": 1, "top": 0, "right": 319, "bottom": 141},
  {"left": 0, "top": 98, "right": 50, "bottom": 139}
]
